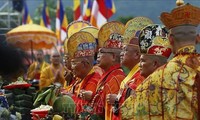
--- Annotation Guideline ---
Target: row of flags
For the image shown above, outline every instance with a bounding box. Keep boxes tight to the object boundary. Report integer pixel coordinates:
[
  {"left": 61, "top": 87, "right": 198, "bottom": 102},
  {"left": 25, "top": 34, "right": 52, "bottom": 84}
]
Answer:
[
  {"left": 40, "top": 0, "right": 51, "bottom": 29},
  {"left": 73, "top": 0, "right": 82, "bottom": 21},
  {"left": 22, "top": 0, "right": 32, "bottom": 25},
  {"left": 82, "top": 0, "right": 93, "bottom": 21},
  {"left": 22, "top": 0, "right": 116, "bottom": 42},
  {"left": 55, "top": 0, "right": 68, "bottom": 43}
]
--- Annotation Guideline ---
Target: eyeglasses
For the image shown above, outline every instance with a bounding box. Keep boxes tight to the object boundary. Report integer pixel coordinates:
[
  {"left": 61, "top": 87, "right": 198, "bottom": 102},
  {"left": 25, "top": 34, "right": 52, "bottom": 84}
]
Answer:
[
  {"left": 99, "top": 51, "right": 114, "bottom": 54},
  {"left": 98, "top": 50, "right": 114, "bottom": 54},
  {"left": 52, "top": 55, "right": 60, "bottom": 58},
  {"left": 71, "top": 61, "right": 82, "bottom": 67}
]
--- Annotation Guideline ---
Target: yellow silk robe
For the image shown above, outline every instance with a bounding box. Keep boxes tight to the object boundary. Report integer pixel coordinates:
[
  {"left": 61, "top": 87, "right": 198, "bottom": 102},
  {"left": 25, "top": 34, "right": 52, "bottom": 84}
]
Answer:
[
  {"left": 39, "top": 64, "right": 66, "bottom": 90},
  {"left": 27, "top": 61, "right": 49, "bottom": 80},
  {"left": 121, "top": 46, "right": 200, "bottom": 120}
]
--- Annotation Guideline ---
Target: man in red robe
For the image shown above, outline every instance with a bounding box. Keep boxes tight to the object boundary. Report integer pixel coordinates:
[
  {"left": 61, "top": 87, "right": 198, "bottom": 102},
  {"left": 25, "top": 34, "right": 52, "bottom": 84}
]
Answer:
[
  {"left": 105, "top": 17, "right": 153, "bottom": 120},
  {"left": 109, "top": 38, "right": 144, "bottom": 120},
  {"left": 65, "top": 31, "right": 102, "bottom": 114},
  {"left": 79, "top": 21, "right": 126, "bottom": 120}
]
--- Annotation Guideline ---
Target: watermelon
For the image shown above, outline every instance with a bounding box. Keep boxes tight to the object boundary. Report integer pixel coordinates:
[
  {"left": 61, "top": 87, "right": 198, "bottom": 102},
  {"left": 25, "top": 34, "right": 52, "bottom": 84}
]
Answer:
[{"left": 53, "top": 95, "right": 75, "bottom": 117}]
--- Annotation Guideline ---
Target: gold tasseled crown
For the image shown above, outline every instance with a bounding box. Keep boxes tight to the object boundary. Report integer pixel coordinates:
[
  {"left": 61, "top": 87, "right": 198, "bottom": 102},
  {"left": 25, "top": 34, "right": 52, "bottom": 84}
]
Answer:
[
  {"left": 123, "top": 16, "right": 153, "bottom": 46},
  {"left": 80, "top": 26, "right": 99, "bottom": 39},
  {"left": 67, "top": 31, "right": 96, "bottom": 58},
  {"left": 63, "top": 38, "right": 68, "bottom": 54},
  {"left": 98, "top": 21, "right": 125, "bottom": 49},
  {"left": 66, "top": 20, "right": 91, "bottom": 38},
  {"left": 80, "top": 26, "right": 99, "bottom": 52},
  {"left": 160, "top": 2, "right": 200, "bottom": 29}
]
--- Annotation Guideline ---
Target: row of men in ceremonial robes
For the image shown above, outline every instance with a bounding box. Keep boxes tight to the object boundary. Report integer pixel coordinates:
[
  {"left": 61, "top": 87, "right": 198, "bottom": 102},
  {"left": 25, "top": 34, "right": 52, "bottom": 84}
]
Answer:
[
  {"left": 26, "top": 2, "right": 200, "bottom": 119},
  {"left": 26, "top": 21, "right": 171, "bottom": 120}
]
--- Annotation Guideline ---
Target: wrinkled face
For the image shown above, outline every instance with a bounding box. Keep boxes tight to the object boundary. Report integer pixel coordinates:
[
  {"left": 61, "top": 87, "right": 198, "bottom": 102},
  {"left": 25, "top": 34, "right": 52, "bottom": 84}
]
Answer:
[
  {"left": 51, "top": 53, "right": 61, "bottom": 65},
  {"left": 120, "top": 45, "right": 139, "bottom": 68},
  {"left": 97, "top": 48, "right": 114, "bottom": 69},
  {"left": 71, "top": 58, "right": 84, "bottom": 78},
  {"left": 36, "top": 51, "right": 44, "bottom": 62},
  {"left": 139, "top": 54, "right": 155, "bottom": 78}
]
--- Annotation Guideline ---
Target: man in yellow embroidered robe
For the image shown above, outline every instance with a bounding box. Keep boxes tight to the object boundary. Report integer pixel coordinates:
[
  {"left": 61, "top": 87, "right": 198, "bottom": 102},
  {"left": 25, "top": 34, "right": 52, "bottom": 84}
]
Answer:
[{"left": 121, "top": 3, "right": 200, "bottom": 120}]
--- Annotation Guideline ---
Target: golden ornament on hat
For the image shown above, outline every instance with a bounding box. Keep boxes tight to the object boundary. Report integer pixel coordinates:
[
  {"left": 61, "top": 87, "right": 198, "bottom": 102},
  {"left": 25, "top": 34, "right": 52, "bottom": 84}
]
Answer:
[
  {"left": 98, "top": 21, "right": 125, "bottom": 49},
  {"left": 176, "top": 0, "right": 184, "bottom": 6},
  {"left": 123, "top": 16, "right": 153, "bottom": 45},
  {"left": 66, "top": 20, "right": 91, "bottom": 38},
  {"left": 67, "top": 31, "right": 96, "bottom": 59},
  {"left": 160, "top": 3, "right": 200, "bottom": 29}
]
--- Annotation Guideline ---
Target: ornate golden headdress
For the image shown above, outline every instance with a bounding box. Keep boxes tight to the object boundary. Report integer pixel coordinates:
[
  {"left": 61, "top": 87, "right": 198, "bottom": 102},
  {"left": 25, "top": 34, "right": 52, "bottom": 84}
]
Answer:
[
  {"left": 160, "top": 0, "right": 200, "bottom": 29},
  {"left": 67, "top": 31, "right": 96, "bottom": 59},
  {"left": 64, "top": 21, "right": 91, "bottom": 54},
  {"left": 66, "top": 20, "right": 91, "bottom": 38},
  {"left": 123, "top": 16, "right": 153, "bottom": 46},
  {"left": 63, "top": 38, "right": 68, "bottom": 53},
  {"left": 80, "top": 26, "right": 99, "bottom": 39},
  {"left": 139, "top": 24, "right": 172, "bottom": 58},
  {"left": 80, "top": 26, "right": 99, "bottom": 52},
  {"left": 98, "top": 21, "right": 125, "bottom": 49}
]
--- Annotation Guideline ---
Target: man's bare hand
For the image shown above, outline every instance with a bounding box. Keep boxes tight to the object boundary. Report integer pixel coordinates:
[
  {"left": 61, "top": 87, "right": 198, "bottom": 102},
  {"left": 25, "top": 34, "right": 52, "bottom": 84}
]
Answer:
[
  {"left": 55, "top": 71, "right": 61, "bottom": 82},
  {"left": 64, "top": 70, "right": 73, "bottom": 84},
  {"left": 106, "top": 94, "right": 117, "bottom": 105},
  {"left": 79, "top": 90, "right": 93, "bottom": 101}
]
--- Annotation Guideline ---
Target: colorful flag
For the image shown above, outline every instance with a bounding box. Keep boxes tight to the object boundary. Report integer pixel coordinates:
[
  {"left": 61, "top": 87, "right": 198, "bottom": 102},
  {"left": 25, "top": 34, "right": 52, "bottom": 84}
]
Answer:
[
  {"left": 40, "top": 0, "right": 51, "bottom": 29},
  {"left": 56, "top": 0, "right": 68, "bottom": 42},
  {"left": 82, "top": 0, "right": 92, "bottom": 21},
  {"left": 99, "top": 0, "right": 116, "bottom": 19},
  {"left": 73, "top": 0, "right": 82, "bottom": 20},
  {"left": 90, "top": 0, "right": 116, "bottom": 28},
  {"left": 22, "top": 0, "right": 32, "bottom": 24},
  {"left": 90, "top": 0, "right": 106, "bottom": 28}
]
